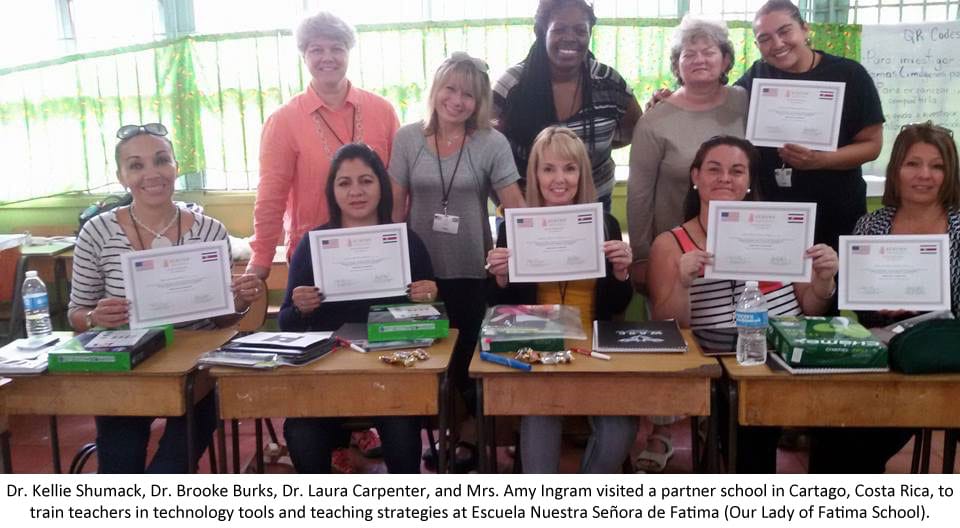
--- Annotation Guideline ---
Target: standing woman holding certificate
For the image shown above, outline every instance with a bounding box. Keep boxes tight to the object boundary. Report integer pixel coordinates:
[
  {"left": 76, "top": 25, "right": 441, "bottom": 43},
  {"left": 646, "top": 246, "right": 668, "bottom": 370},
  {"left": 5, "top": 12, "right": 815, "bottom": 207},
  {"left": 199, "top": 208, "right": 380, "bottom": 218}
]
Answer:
[
  {"left": 279, "top": 143, "right": 436, "bottom": 473},
  {"left": 68, "top": 123, "right": 263, "bottom": 473},
  {"left": 646, "top": 135, "right": 838, "bottom": 472},
  {"left": 809, "top": 121, "right": 960, "bottom": 473},
  {"left": 486, "top": 126, "right": 634, "bottom": 473},
  {"left": 389, "top": 52, "right": 525, "bottom": 426},
  {"left": 737, "top": 0, "right": 884, "bottom": 250}
]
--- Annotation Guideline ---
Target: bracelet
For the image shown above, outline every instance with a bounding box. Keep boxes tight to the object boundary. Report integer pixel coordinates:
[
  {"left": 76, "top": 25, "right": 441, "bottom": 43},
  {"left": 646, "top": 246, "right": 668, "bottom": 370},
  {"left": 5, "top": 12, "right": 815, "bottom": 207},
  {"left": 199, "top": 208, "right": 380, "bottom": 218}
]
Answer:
[
  {"left": 84, "top": 309, "right": 95, "bottom": 330},
  {"left": 812, "top": 281, "right": 837, "bottom": 300},
  {"left": 235, "top": 304, "right": 251, "bottom": 317}
]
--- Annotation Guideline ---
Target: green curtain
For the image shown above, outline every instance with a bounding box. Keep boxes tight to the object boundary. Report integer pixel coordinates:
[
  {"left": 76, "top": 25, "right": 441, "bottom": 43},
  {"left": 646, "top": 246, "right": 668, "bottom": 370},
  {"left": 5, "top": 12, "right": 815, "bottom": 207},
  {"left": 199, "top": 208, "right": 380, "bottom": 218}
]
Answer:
[{"left": 0, "top": 18, "right": 861, "bottom": 204}]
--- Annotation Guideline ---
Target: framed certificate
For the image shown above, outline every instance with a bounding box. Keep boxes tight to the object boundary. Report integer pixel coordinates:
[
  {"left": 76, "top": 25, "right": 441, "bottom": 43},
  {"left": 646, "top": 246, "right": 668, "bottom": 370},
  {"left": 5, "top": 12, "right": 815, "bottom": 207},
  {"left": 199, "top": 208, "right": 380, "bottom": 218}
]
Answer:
[
  {"left": 838, "top": 234, "right": 951, "bottom": 311},
  {"left": 705, "top": 201, "right": 817, "bottom": 283},
  {"left": 746, "top": 78, "right": 846, "bottom": 151},
  {"left": 308, "top": 223, "right": 412, "bottom": 302},
  {"left": 121, "top": 240, "right": 235, "bottom": 329},
  {"left": 505, "top": 203, "right": 605, "bottom": 283}
]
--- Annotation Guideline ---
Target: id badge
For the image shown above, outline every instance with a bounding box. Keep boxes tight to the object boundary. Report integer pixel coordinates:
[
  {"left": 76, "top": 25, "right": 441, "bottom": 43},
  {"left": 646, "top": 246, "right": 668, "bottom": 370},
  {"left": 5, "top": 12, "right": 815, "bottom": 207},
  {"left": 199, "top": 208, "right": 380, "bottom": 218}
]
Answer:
[
  {"left": 433, "top": 213, "right": 460, "bottom": 234},
  {"left": 774, "top": 167, "right": 793, "bottom": 188}
]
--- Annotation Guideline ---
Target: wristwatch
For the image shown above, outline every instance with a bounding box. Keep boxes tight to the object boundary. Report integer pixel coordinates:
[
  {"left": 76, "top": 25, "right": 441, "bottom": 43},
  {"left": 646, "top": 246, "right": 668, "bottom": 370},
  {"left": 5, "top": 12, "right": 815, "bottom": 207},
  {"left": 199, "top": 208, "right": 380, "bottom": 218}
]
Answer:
[{"left": 85, "top": 309, "right": 95, "bottom": 329}]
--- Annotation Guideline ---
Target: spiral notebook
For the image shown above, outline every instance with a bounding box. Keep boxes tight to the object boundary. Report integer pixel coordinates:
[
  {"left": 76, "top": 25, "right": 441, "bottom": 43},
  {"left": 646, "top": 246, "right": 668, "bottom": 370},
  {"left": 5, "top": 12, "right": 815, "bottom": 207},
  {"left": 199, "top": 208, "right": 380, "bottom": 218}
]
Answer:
[
  {"left": 592, "top": 320, "right": 687, "bottom": 353},
  {"left": 768, "top": 352, "right": 889, "bottom": 375}
]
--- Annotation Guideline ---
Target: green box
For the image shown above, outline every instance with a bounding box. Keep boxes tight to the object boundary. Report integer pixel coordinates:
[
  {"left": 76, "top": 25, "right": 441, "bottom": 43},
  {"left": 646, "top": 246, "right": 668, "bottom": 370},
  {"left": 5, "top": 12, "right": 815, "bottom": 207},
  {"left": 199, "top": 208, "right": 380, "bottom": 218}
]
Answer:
[
  {"left": 768, "top": 316, "right": 887, "bottom": 368},
  {"left": 48, "top": 329, "right": 166, "bottom": 372},
  {"left": 367, "top": 303, "right": 449, "bottom": 342}
]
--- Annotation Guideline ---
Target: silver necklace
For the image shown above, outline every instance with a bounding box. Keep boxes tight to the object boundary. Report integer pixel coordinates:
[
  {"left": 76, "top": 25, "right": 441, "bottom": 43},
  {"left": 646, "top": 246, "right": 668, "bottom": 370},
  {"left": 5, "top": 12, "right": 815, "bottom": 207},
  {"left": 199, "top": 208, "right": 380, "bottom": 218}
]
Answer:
[{"left": 130, "top": 205, "right": 179, "bottom": 248}]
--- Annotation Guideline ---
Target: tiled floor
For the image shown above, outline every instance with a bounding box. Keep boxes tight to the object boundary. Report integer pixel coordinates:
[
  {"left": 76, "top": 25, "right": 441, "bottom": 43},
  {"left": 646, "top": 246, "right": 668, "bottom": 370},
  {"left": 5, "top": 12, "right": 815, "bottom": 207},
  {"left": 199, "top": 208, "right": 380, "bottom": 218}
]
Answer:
[{"left": 4, "top": 414, "right": 956, "bottom": 474}]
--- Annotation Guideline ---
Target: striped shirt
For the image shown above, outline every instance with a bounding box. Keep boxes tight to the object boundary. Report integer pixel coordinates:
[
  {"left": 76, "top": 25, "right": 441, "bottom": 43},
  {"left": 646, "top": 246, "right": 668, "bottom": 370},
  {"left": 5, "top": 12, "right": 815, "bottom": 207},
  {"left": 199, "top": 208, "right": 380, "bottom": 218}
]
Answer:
[
  {"left": 69, "top": 209, "right": 230, "bottom": 330},
  {"left": 670, "top": 226, "right": 801, "bottom": 351}
]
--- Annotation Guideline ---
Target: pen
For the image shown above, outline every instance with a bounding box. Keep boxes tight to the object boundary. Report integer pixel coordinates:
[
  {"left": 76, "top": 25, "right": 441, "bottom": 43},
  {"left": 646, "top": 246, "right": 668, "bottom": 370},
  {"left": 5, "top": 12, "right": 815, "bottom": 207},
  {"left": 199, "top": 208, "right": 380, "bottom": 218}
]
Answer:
[
  {"left": 571, "top": 348, "right": 611, "bottom": 361},
  {"left": 480, "top": 351, "right": 532, "bottom": 371},
  {"left": 338, "top": 338, "right": 367, "bottom": 353}
]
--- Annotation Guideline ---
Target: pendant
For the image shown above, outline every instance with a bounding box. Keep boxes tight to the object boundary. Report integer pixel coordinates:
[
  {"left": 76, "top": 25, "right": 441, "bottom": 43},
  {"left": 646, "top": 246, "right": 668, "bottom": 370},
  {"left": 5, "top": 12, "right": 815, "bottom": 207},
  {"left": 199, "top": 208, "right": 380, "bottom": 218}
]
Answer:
[{"left": 150, "top": 236, "right": 172, "bottom": 249}]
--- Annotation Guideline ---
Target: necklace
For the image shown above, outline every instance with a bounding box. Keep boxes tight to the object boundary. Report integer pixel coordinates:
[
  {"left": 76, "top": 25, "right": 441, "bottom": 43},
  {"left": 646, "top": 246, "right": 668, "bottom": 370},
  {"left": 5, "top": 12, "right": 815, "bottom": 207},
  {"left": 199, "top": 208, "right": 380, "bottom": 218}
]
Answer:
[
  {"left": 806, "top": 50, "right": 817, "bottom": 73},
  {"left": 130, "top": 205, "right": 180, "bottom": 249},
  {"left": 441, "top": 131, "right": 463, "bottom": 147}
]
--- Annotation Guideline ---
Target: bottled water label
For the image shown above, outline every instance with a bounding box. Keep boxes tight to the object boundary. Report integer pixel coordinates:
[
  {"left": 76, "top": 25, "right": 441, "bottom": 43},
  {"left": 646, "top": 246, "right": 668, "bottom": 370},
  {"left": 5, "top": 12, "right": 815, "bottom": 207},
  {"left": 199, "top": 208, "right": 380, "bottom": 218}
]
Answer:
[
  {"left": 24, "top": 293, "right": 49, "bottom": 311},
  {"left": 736, "top": 311, "right": 768, "bottom": 328}
]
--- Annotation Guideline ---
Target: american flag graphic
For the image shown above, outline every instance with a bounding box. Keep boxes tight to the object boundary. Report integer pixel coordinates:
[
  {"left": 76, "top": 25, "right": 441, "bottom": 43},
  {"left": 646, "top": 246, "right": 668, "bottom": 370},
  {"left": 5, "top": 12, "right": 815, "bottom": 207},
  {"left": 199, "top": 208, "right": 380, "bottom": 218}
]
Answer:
[
  {"left": 851, "top": 244, "right": 871, "bottom": 255},
  {"left": 577, "top": 213, "right": 593, "bottom": 224},
  {"left": 134, "top": 259, "right": 154, "bottom": 271},
  {"left": 920, "top": 244, "right": 938, "bottom": 254},
  {"left": 516, "top": 217, "right": 533, "bottom": 228},
  {"left": 761, "top": 87, "right": 779, "bottom": 96},
  {"left": 787, "top": 213, "right": 806, "bottom": 224},
  {"left": 322, "top": 239, "right": 339, "bottom": 248},
  {"left": 382, "top": 233, "right": 399, "bottom": 244},
  {"left": 720, "top": 211, "right": 739, "bottom": 222},
  {"left": 201, "top": 251, "right": 219, "bottom": 263},
  {"left": 818, "top": 90, "right": 835, "bottom": 100}
]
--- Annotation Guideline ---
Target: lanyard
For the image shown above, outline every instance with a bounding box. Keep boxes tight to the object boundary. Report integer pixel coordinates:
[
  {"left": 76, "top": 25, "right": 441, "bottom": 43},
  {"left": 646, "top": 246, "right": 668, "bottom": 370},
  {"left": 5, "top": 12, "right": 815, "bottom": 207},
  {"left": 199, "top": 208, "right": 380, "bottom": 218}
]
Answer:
[
  {"left": 316, "top": 106, "right": 356, "bottom": 146},
  {"left": 434, "top": 133, "right": 466, "bottom": 214}
]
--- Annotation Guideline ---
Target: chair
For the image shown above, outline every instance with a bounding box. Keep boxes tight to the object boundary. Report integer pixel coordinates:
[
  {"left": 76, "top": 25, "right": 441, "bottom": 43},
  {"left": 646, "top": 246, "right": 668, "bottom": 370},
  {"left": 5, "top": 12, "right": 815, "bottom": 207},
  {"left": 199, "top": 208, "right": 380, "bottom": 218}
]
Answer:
[
  {"left": 236, "top": 294, "right": 267, "bottom": 333},
  {"left": 944, "top": 429, "right": 958, "bottom": 473},
  {"left": 0, "top": 246, "right": 26, "bottom": 344}
]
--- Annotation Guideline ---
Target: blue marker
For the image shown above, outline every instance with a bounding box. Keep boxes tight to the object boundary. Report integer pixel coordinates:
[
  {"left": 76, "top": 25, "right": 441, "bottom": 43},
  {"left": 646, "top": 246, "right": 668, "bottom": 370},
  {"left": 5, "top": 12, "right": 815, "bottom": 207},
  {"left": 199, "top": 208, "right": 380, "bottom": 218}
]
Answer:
[{"left": 480, "top": 351, "right": 532, "bottom": 371}]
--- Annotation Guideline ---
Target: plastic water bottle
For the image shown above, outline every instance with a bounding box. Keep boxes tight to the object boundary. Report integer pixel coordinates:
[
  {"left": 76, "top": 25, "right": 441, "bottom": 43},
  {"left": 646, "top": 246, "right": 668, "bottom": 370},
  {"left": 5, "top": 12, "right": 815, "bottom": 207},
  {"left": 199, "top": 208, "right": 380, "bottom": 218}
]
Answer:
[
  {"left": 735, "top": 280, "right": 768, "bottom": 366},
  {"left": 22, "top": 270, "right": 53, "bottom": 339}
]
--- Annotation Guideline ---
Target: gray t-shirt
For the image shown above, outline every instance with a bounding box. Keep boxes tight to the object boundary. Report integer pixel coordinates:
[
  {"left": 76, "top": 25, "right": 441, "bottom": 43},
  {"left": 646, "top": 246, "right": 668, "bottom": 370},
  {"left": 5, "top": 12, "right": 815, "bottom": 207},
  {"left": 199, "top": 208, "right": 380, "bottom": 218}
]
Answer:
[
  {"left": 627, "top": 86, "right": 748, "bottom": 262},
  {"left": 389, "top": 124, "right": 520, "bottom": 279}
]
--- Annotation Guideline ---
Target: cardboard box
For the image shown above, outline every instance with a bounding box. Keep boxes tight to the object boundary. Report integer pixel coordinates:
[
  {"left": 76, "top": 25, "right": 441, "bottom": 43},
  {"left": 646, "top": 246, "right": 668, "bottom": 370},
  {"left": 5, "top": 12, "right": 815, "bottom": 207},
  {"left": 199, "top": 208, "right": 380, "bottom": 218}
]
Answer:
[
  {"left": 367, "top": 303, "right": 449, "bottom": 342},
  {"left": 48, "top": 329, "right": 166, "bottom": 372},
  {"left": 768, "top": 316, "right": 887, "bottom": 368}
]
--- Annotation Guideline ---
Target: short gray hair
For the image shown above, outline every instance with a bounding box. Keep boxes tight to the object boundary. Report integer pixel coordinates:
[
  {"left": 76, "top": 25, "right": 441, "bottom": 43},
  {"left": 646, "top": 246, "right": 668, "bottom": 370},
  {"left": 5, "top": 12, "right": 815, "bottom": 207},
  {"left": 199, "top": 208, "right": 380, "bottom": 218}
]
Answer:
[
  {"left": 295, "top": 12, "right": 356, "bottom": 53},
  {"left": 669, "top": 15, "right": 735, "bottom": 86}
]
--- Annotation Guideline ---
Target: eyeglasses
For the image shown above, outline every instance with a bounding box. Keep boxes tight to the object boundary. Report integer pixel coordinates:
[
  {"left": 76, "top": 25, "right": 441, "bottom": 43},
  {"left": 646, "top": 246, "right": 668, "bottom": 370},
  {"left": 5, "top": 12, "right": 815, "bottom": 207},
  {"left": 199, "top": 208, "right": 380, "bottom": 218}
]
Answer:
[
  {"left": 116, "top": 123, "right": 168, "bottom": 140},
  {"left": 448, "top": 51, "right": 489, "bottom": 73},
  {"left": 900, "top": 121, "right": 954, "bottom": 137}
]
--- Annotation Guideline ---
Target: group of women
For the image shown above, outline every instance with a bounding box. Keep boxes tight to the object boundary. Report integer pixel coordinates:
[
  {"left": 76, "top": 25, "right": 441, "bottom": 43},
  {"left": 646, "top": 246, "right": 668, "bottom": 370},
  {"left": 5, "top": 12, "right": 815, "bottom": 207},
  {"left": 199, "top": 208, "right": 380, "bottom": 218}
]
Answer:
[{"left": 64, "top": 0, "right": 959, "bottom": 475}]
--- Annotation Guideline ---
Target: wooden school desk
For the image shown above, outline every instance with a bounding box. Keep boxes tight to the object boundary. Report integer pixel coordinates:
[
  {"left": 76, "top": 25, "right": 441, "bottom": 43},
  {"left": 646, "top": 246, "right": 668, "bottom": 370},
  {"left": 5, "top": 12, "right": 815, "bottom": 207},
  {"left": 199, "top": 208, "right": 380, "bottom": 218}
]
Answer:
[
  {"left": 2, "top": 329, "right": 235, "bottom": 473},
  {"left": 722, "top": 358, "right": 960, "bottom": 472},
  {"left": 209, "top": 330, "right": 457, "bottom": 473},
  {"left": 470, "top": 329, "right": 723, "bottom": 472}
]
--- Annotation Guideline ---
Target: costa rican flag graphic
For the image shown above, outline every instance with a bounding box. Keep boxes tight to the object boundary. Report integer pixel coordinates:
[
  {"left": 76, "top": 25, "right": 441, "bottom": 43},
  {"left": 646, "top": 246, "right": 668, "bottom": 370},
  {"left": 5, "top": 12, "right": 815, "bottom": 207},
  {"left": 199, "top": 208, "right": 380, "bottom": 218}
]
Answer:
[
  {"left": 787, "top": 213, "right": 806, "bottom": 224},
  {"left": 919, "top": 244, "right": 938, "bottom": 255},
  {"left": 819, "top": 90, "right": 835, "bottom": 100},
  {"left": 201, "top": 251, "right": 219, "bottom": 263},
  {"left": 577, "top": 213, "right": 593, "bottom": 224},
  {"left": 382, "top": 233, "right": 399, "bottom": 244}
]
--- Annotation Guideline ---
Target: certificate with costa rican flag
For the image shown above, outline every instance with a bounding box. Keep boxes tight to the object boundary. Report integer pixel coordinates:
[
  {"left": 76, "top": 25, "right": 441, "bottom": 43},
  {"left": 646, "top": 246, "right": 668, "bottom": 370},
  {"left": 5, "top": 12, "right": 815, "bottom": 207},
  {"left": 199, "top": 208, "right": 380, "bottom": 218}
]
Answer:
[
  {"left": 505, "top": 202, "right": 605, "bottom": 283},
  {"left": 705, "top": 201, "right": 817, "bottom": 283},
  {"left": 838, "top": 234, "right": 951, "bottom": 311},
  {"left": 308, "top": 223, "right": 411, "bottom": 302},
  {"left": 745, "top": 78, "right": 845, "bottom": 151},
  {"left": 121, "top": 239, "right": 235, "bottom": 329}
]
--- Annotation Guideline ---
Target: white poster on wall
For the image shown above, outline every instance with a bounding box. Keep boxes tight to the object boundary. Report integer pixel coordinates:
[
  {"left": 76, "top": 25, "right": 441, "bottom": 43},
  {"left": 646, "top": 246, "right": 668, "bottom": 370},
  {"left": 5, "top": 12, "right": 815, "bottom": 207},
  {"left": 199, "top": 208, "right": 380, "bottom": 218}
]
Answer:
[{"left": 861, "top": 22, "right": 960, "bottom": 177}]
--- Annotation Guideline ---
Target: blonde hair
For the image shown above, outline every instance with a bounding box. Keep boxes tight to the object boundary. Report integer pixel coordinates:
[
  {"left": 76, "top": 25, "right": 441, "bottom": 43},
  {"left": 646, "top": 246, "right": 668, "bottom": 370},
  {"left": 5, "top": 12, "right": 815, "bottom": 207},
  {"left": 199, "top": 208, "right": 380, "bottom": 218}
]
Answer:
[
  {"left": 423, "top": 52, "right": 492, "bottom": 135},
  {"left": 525, "top": 126, "right": 596, "bottom": 206}
]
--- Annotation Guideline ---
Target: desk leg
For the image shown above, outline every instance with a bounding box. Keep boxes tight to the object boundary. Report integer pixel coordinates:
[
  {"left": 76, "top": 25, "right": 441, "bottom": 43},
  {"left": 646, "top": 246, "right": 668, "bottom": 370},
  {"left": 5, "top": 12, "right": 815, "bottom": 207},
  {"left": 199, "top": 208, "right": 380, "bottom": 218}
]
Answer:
[
  {"left": 920, "top": 429, "right": 932, "bottom": 474},
  {"left": 691, "top": 417, "right": 701, "bottom": 473},
  {"left": 231, "top": 420, "right": 241, "bottom": 474},
  {"left": 726, "top": 382, "right": 739, "bottom": 474},
  {"left": 1, "top": 429, "right": 12, "bottom": 473},
  {"left": 215, "top": 387, "right": 228, "bottom": 474},
  {"left": 437, "top": 373, "right": 449, "bottom": 474},
  {"left": 254, "top": 419, "right": 264, "bottom": 474},
  {"left": 944, "top": 430, "right": 957, "bottom": 474},
  {"left": 475, "top": 379, "right": 486, "bottom": 473},
  {"left": 707, "top": 379, "right": 720, "bottom": 473},
  {"left": 49, "top": 416, "right": 62, "bottom": 474},
  {"left": 184, "top": 373, "right": 197, "bottom": 474}
]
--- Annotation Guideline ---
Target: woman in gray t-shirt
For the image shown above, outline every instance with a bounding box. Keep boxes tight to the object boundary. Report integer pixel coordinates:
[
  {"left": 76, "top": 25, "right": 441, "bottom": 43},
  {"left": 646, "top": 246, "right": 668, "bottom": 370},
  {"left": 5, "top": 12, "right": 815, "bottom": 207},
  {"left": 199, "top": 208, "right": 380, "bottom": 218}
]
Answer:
[{"left": 389, "top": 52, "right": 525, "bottom": 438}]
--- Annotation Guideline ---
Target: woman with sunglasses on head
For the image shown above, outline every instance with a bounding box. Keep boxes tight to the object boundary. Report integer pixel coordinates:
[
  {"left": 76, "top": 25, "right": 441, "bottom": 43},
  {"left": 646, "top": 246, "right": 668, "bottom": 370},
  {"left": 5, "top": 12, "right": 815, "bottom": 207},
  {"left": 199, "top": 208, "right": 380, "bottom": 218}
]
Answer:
[
  {"left": 279, "top": 143, "right": 435, "bottom": 474},
  {"left": 493, "top": 0, "right": 641, "bottom": 211},
  {"left": 808, "top": 122, "right": 960, "bottom": 473},
  {"left": 68, "top": 123, "right": 263, "bottom": 473}
]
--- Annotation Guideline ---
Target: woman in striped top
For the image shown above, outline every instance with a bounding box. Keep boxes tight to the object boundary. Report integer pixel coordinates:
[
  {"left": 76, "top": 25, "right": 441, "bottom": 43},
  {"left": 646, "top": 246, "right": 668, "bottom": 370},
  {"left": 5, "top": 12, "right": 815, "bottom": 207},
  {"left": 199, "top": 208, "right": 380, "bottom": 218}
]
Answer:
[
  {"left": 647, "top": 135, "right": 838, "bottom": 473},
  {"left": 68, "top": 123, "right": 263, "bottom": 473}
]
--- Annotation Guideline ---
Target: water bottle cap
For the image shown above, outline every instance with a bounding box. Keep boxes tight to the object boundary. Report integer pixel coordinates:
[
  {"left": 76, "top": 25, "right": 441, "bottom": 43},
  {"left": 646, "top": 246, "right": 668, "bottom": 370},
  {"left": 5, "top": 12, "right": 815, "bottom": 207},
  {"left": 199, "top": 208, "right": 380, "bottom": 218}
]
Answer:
[
  {"left": 25, "top": 270, "right": 38, "bottom": 278},
  {"left": 745, "top": 280, "right": 759, "bottom": 288}
]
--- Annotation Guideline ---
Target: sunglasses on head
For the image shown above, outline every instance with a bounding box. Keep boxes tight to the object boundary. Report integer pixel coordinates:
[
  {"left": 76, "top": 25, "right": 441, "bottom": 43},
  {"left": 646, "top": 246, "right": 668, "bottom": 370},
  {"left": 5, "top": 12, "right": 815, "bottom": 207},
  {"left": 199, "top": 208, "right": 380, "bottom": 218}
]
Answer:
[
  {"left": 116, "top": 123, "right": 169, "bottom": 140},
  {"left": 900, "top": 121, "right": 954, "bottom": 137}
]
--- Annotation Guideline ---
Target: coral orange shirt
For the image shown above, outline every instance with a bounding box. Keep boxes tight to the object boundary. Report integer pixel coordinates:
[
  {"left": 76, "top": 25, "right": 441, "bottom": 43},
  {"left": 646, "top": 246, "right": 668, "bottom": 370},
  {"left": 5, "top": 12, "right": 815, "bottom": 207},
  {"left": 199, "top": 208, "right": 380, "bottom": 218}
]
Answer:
[{"left": 250, "top": 82, "right": 399, "bottom": 269}]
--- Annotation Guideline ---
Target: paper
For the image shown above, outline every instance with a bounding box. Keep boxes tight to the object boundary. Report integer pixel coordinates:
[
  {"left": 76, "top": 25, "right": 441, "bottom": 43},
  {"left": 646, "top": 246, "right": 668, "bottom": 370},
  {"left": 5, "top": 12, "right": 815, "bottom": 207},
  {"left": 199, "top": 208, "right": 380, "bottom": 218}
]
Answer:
[
  {"left": 121, "top": 240, "right": 235, "bottom": 329},
  {"left": 232, "top": 332, "right": 332, "bottom": 348},
  {"left": 505, "top": 203, "right": 605, "bottom": 283},
  {"left": 308, "top": 223, "right": 412, "bottom": 302},
  {"left": 746, "top": 78, "right": 846, "bottom": 151},
  {"left": 387, "top": 305, "right": 440, "bottom": 319},
  {"left": 705, "top": 201, "right": 817, "bottom": 283},
  {"left": 86, "top": 329, "right": 150, "bottom": 348},
  {"left": 838, "top": 234, "right": 951, "bottom": 311}
]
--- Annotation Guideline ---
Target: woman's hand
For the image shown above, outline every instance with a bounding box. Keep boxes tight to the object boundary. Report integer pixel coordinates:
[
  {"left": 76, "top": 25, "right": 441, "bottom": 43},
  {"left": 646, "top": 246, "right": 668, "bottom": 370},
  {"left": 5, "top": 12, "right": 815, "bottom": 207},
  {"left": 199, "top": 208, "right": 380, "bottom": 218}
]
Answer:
[
  {"left": 645, "top": 88, "right": 673, "bottom": 112},
  {"left": 678, "top": 250, "right": 713, "bottom": 288},
  {"left": 231, "top": 273, "right": 263, "bottom": 311},
  {"left": 778, "top": 143, "right": 824, "bottom": 171},
  {"left": 603, "top": 240, "right": 632, "bottom": 281},
  {"left": 806, "top": 243, "right": 838, "bottom": 298},
  {"left": 486, "top": 247, "right": 511, "bottom": 287},
  {"left": 90, "top": 298, "right": 131, "bottom": 329},
  {"left": 407, "top": 280, "right": 438, "bottom": 303},
  {"left": 291, "top": 285, "right": 324, "bottom": 315}
]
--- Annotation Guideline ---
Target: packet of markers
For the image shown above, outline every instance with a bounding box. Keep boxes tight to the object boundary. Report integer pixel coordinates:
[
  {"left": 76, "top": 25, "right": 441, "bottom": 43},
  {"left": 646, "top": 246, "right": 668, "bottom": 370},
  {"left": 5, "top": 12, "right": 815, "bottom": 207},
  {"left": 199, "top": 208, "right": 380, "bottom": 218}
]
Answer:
[{"left": 479, "top": 305, "right": 588, "bottom": 369}]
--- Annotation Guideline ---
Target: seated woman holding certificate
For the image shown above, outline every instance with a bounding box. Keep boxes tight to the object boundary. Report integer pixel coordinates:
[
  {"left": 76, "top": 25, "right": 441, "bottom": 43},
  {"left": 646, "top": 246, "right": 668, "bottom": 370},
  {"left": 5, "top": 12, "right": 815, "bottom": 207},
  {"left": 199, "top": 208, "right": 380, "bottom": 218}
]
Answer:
[
  {"left": 808, "top": 121, "right": 960, "bottom": 474},
  {"left": 279, "top": 143, "right": 436, "bottom": 473},
  {"left": 646, "top": 135, "right": 838, "bottom": 472},
  {"left": 485, "top": 126, "right": 633, "bottom": 473},
  {"left": 68, "top": 123, "right": 263, "bottom": 473}
]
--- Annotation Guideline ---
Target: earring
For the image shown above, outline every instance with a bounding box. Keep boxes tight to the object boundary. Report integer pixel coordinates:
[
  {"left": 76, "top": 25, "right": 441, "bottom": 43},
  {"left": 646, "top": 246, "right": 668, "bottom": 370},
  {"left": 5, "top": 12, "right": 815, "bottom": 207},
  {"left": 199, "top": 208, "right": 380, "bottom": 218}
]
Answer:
[
  {"left": 692, "top": 184, "right": 698, "bottom": 190},
  {"left": 746, "top": 187, "right": 752, "bottom": 194}
]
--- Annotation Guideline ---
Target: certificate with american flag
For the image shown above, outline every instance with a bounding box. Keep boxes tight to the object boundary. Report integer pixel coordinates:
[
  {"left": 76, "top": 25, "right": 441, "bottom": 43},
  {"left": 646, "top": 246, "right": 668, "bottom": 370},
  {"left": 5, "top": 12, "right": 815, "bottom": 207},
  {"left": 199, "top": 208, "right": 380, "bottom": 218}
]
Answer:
[
  {"left": 121, "top": 239, "right": 234, "bottom": 328},
  {"left": 746, "top": 78, "right": 845, "bottom": 151},
  {"left": 504, "top": 203, "right": 605, "bottom": 283},
  {"left": 705, "top": 201, "right": 817, "bottom": 283},
  {"left": 308, "top": 223, "right": 411, "bottom": 302},
  {"left": 839, "top": 234, "right": 951, "bottom": 311}
]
